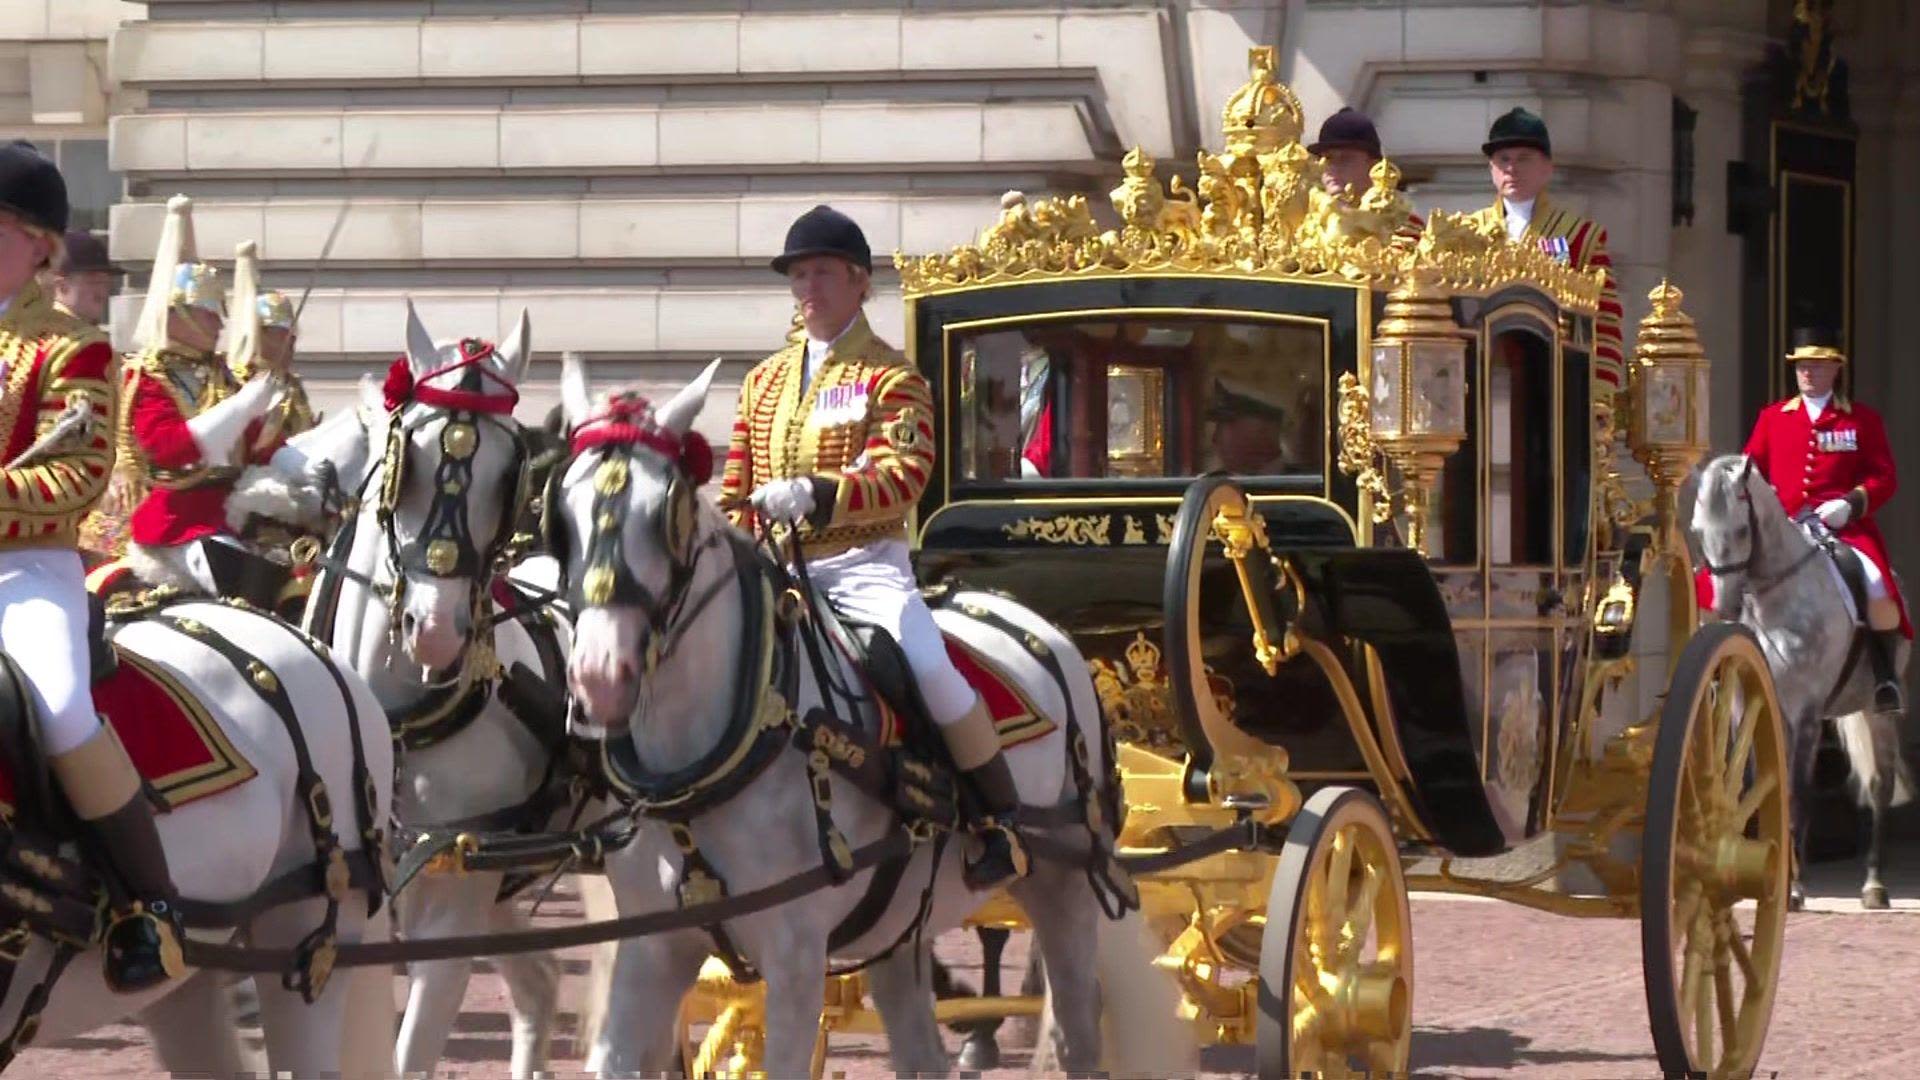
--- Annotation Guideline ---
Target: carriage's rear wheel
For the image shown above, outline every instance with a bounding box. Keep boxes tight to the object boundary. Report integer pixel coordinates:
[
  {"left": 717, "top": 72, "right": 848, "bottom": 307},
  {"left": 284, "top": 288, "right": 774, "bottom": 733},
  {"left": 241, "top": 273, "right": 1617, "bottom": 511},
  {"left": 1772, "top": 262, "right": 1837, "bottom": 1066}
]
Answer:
[
  {"left": 1256, "top": 786, "right": 1412, "bottom": 1078},
  {"left": 1642, "top": 623, "right": 1789, "bottom": 1079}
]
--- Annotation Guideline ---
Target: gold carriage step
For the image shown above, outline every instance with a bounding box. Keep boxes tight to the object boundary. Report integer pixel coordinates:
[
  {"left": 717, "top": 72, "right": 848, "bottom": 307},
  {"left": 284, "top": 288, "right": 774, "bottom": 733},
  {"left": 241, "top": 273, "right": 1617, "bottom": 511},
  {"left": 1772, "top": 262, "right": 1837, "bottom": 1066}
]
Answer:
[{"left": 0, "top": 645, "right": 258, "bottom": 816}]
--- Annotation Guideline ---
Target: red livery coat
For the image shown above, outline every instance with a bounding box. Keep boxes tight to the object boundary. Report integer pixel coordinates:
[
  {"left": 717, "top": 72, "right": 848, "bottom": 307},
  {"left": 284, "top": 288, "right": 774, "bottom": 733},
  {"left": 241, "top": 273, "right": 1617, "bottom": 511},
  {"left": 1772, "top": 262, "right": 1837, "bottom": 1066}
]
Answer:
[
  {"left": 1695, "top": 396, "right": 1909, "bottom": 637},
  {"left": 121, "top": 353, "right": 285, "bottom": 547}
]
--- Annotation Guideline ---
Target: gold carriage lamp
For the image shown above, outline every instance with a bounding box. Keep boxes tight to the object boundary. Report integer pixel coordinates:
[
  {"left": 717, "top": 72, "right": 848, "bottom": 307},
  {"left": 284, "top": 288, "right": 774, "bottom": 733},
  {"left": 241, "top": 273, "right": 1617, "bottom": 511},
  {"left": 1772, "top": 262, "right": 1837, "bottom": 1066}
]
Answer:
[
  {"left": 1368, "top": 266, "right": 1471, "bottom": 555},
  {"left": 1625, "top": 281, "right": 1711, "bottom": 534}
]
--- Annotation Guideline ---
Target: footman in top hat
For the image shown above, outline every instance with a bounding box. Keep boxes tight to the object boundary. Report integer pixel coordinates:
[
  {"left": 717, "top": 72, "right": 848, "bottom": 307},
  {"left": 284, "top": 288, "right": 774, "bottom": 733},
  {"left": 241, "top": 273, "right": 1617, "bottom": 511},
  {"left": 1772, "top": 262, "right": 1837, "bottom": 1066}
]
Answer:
[
  {"left": 1468, "top": 107, "right": 1625, "bottom": 396},
  {"left": 0, "top": 139, "right": 185, "bottom": 993},
  {"left": 1731, "top": 327, "right": 1908, "bottom": 712},
  {"left": 720, "top": 204, "right": 1029, "bottom": 889}
]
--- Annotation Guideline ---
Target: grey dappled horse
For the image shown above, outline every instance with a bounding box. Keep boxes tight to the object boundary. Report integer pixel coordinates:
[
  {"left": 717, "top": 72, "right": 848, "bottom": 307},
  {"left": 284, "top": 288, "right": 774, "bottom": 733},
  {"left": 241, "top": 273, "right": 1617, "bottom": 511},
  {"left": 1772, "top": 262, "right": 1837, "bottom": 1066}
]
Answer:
[{"left": 1693, "top": 455, "right": 1914, "bottom": 908}]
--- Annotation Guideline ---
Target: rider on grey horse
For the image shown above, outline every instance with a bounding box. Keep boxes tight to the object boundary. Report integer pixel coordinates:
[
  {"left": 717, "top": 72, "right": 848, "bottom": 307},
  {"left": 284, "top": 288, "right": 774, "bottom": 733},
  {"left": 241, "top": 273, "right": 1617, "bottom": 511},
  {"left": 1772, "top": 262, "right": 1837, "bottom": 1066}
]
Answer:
[
  {"left": 717, "top": 205, "right": 1027, "bottom": 890},
  {"left": 1697, "top": 326, "right": 1909, "bottom": 713}
]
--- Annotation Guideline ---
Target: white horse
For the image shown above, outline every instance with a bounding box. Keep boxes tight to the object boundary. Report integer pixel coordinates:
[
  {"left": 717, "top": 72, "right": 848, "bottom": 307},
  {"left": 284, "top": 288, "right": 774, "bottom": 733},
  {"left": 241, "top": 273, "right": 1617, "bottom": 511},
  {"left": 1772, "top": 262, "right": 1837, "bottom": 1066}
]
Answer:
[
  {"left": 555, "top": 358, "right": 1192, "bottom": 1077},
  {"left": 10, "top": 602, "right": 396, "bottom": 1075},
  {"left": 277, "top": 306, "right": 574, "bottom": 1076},
  {"left": 1693, "top": 454, "right": 1914, "bottom": 909}
]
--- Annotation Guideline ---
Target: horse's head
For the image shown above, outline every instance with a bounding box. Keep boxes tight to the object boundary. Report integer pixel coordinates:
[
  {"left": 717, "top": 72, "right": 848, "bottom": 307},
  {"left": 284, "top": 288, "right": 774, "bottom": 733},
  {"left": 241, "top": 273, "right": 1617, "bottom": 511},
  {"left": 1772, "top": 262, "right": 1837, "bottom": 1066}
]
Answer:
[
  {"left": 378, "top": 302, "right": 534, "bottom": 674},
  {"left": 1692, "top": 453, "right": 1784, "bottom": 620},
  {"left": 551, "top": 355, "right": 722, "bottom": 728}
]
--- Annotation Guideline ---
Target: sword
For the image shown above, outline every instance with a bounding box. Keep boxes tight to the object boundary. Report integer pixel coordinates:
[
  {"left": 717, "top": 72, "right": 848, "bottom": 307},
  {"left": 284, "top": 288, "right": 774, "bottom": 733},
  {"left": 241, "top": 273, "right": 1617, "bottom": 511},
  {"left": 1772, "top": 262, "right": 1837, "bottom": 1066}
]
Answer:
[
  {"left": 292, "top": 135, "right": 380, "bottom": 331},
  {"left": 3, "top": 397, "right": 95, "bottom": 471}
]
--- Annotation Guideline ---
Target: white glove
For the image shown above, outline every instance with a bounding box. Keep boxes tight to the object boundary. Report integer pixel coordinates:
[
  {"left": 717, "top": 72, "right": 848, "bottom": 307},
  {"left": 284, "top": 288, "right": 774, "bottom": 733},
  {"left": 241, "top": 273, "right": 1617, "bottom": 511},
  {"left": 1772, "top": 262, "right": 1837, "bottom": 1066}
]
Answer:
[
  {"left": 749, "top": 477, "right": 817, "bottom": 524},
  {"left": 185, "top": 375, "right": 277, "bottom": 466},
  {"left": 1816, "top": 498, "right": 1853, "bottom": 529}
]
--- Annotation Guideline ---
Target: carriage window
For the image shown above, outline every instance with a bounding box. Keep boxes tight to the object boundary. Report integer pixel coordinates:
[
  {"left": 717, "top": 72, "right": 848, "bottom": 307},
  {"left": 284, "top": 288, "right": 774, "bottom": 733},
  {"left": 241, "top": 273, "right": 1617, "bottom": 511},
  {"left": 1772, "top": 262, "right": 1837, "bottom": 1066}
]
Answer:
[
  {"left": 1489, "top": 330, "right": 1554, "bottom": 566},
  {"left": 954, "top": 316, "right": 1325, "bottom": 482}
]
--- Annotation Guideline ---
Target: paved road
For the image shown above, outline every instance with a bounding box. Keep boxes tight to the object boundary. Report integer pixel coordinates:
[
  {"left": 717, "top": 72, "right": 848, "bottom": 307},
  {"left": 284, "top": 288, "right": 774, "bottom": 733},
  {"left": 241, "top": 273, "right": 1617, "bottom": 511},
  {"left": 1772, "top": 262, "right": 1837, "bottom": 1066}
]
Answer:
[{"left": 21, "top": 855, "right": 1918, "bottom": 1078}]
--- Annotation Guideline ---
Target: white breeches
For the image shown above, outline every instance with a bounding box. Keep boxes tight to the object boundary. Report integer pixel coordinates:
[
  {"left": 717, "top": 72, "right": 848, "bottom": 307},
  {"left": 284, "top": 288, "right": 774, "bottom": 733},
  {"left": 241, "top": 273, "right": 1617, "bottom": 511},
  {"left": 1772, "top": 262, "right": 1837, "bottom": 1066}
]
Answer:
[
  {"left": 0, "top": 548, "right": 103, "bottom": 755},
  {"left": 1857, "top": 547, "right": 1891, "bottom": 599},
  {"left": 805, "top": 539, "right": 977, "bottom": 724}
]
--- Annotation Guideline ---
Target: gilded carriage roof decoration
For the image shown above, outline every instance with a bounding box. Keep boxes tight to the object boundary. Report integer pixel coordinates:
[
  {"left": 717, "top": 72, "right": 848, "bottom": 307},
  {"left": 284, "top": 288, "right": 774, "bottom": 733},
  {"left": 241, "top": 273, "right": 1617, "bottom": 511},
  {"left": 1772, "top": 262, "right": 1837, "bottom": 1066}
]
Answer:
[{"left": 897, "top": 46, "right": 1603, "bottom": 312}]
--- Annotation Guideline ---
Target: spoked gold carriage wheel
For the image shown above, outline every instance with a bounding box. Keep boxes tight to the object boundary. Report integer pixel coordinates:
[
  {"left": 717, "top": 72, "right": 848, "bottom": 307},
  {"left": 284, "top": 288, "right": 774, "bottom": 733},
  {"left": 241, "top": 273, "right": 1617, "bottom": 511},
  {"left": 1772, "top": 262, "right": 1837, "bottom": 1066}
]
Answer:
[
  {"left": 1256, "top": 786, "right": 1413, "bottom": 1078},
  {"left": 1641, "top": 623, "right": 1789, "bottom": 1080}
]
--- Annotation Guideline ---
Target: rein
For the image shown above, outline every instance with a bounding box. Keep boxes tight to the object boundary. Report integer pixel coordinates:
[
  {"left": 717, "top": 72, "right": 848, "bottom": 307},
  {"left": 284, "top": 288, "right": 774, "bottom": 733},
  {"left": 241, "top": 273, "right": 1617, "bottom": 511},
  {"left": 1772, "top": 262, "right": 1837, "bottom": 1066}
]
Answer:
[{"left": 1704, "top": 467, "right": 1826, "bottom": 600}]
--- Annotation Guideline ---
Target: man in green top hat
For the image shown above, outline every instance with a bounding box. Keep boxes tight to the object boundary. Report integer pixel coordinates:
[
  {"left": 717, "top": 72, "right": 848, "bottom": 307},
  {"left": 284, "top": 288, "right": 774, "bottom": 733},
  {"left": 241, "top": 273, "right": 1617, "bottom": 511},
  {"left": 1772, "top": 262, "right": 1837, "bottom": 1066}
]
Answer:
[{"left": 1467, "top": 107, "right": 1625, "bottom": 397}]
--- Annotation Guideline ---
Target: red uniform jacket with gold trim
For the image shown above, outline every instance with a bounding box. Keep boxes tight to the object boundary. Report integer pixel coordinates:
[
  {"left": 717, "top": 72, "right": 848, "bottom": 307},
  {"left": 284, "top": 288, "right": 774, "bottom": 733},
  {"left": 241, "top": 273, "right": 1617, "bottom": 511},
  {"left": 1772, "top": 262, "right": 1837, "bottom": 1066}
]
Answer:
[
  {"left": 1751, "top": 395, "right": 1906, "bottom": 635},
  {"left": 0, "top": 283, "right": 117, "bottom": 550},
  {"left": 1468, "top": 196, "right": 1623, "bottom": 392},
  {"left": 720, "top": 314, "right": 935, "bottom": 558},
  {"left": 120, "top": 348, "right": 274, "bottom": 547}
]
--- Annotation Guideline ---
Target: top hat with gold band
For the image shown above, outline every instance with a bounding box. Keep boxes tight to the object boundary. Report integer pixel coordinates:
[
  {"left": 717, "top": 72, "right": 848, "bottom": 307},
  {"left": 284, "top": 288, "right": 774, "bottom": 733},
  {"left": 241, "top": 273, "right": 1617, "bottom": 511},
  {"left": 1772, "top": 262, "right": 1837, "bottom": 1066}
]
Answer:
[
  {"left": 132, "top": 194, "right": 224, "bottom": 353},
  {"left": 1785, "top": 325, "right": 1847, "bottom": 365}
]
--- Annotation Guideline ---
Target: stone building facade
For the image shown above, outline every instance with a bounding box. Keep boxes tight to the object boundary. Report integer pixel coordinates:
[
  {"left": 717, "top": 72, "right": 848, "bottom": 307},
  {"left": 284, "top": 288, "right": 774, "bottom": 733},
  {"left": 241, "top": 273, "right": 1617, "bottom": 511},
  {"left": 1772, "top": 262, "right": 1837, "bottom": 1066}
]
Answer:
[{"left": 0, "top": 1, "right": 142, "bottom": 232}]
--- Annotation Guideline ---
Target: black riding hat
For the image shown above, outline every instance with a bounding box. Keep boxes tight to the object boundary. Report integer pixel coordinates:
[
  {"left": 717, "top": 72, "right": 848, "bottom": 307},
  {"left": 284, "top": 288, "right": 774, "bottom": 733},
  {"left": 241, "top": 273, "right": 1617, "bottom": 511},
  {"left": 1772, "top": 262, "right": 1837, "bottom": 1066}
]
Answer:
[
  {"left": 1482, "top": 107, "right": 1552, "bottom": 157},
  {"left": 1308, "top": 107, "right": 1383, "bottom": 159},
  {"left": 0, "top": 140, "right": 67, "bottom": 235},
  {"left": 56, "top": 230, "right": 116, "bottom": 276},
  {"left": 771, "top": 204, "right": 872, "bottom": 275}
]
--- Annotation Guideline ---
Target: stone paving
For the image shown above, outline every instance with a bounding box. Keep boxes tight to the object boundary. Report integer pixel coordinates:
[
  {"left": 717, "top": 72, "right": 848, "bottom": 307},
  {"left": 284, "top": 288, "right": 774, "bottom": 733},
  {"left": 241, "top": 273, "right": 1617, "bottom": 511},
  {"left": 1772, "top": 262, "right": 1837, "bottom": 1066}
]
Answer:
[{"left": 18, "top": 852, "right": 1918, "bottom": 1078}]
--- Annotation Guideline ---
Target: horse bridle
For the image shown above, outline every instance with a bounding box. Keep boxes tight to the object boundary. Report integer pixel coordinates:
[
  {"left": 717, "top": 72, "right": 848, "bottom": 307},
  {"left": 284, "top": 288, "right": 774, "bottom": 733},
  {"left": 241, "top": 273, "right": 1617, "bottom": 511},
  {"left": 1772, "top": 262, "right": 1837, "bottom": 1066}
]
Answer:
[
  {"left": 305, "top": 350, "right": 533, "bottom": 657},
  {"left": 548, "top": 394, "right": 721, "bottom": 666},
  {"left": 1703, "top": 457, "right": 1825, "bottom": 599}
]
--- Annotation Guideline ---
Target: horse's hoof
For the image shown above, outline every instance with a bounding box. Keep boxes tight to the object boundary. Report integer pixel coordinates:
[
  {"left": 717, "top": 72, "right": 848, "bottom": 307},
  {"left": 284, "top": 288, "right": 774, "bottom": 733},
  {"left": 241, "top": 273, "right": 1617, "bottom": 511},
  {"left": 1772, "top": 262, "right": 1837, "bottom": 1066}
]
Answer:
[
  {"left": 1788, "top": 887, "right": 1806, "bottom": 912},
  {"left": 1863, "top": 885, "right": 1890, "bottom": 910},
  {"left": 958, "top": 1032, "right": 1001, "bottom": 1072}
]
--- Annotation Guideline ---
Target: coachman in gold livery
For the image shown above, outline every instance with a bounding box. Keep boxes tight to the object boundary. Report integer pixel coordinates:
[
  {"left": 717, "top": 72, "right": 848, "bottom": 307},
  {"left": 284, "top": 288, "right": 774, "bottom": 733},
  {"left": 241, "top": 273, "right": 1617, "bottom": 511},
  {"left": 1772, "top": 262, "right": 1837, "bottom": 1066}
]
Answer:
[
  {"left": 721, "top": 205, "right": 1028, "bottom": 889},
  {"left": 0, "top": 140, "right": 184, "bottom": 993}
]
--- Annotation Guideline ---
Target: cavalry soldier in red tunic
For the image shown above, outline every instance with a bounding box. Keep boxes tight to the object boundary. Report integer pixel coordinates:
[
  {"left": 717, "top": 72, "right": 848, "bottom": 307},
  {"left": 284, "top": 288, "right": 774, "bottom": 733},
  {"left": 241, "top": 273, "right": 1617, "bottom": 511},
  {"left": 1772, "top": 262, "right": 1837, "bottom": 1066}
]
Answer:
[
  {"left": 720, "top": 205, "right": 1027, "bottom": 889},
  {"left": 1743, "top": 327, "right": 1908, "bottom": 711},
  {"left": 1467, "top": 108, "right": 1625, "bottom": 396},
  {"left": 0, "top": 141, "right": 184, "bottom": 992},
  {"left": 115, "top": 197, "right": 283, "bottom": 596}
]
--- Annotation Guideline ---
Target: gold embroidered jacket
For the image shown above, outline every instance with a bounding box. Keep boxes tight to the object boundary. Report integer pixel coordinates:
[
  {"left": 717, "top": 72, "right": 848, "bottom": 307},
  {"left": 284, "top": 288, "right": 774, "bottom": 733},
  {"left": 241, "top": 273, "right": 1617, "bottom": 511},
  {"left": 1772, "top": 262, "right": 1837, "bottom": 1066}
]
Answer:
[
  {"left": 0, "top": 281, "right": 117, "bottom": 550},
  {"left": 720, "top": 314, "right": 935, "bottom": 557},
  {"left": 1467, "top": 195, "right": 1623, "bottom": 393}
]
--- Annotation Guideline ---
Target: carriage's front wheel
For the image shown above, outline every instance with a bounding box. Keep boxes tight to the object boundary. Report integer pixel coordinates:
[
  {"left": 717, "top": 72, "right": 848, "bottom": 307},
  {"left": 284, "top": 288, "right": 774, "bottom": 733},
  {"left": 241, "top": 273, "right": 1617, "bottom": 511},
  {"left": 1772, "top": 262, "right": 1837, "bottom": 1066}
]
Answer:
[
  {"left": 1255, "top": 785, "right": 1412, "bottom": 1078},
  {"left": 1641, "top": 622, "right": 1790, "bottom": 1079}
]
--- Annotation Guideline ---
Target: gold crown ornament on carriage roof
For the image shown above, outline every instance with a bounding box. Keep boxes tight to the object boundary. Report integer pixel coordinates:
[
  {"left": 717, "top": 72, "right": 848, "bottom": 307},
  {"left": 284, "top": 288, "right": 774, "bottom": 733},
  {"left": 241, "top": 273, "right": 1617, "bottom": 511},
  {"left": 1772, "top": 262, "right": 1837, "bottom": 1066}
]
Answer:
[{"left": 897, "top": 47, "right": 1606, "bottom": 310}]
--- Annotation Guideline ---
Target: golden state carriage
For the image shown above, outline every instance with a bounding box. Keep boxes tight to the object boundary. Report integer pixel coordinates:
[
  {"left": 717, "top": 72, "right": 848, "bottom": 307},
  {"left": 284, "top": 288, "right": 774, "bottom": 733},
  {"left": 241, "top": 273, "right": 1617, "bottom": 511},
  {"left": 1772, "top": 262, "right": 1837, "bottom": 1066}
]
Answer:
[{"left": 668, "top": 47, "right": 1789, "bottom": 1080}]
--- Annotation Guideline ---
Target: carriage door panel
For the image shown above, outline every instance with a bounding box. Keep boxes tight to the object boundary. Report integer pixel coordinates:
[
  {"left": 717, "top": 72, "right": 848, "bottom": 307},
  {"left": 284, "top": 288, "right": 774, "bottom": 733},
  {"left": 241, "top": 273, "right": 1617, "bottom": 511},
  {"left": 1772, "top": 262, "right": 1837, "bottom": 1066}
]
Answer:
[{"left": 1476, "top": 313, "right": 1561, "bottom": 844}]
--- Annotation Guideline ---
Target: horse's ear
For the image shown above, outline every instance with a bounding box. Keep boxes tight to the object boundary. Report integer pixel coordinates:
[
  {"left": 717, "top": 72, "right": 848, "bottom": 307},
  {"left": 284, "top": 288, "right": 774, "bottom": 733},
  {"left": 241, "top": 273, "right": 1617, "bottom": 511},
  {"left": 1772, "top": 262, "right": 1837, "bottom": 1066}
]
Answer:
[
  {"left": 404, "top": 301, "right": 437, "bottom": 378},
  {"left": 358, "top": 372, "right": 383, "bottom": 415},
  {"left": 496, "top": 308, "right": 533, "bottom": 386},
  {"left": 656, "top": 356, "right": 723, "bottom": 438},
  {"left": 561, "top": 351, "right": 592, "bottom": 433}
]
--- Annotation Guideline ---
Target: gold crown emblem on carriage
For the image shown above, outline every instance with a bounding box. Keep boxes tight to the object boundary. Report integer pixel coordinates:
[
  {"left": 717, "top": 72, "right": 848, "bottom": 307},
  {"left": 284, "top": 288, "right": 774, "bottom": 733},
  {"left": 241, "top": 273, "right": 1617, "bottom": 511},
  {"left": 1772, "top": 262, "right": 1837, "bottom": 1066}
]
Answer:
[{"left": 898, "top": 48, "right": 1606, "bottom": 311}]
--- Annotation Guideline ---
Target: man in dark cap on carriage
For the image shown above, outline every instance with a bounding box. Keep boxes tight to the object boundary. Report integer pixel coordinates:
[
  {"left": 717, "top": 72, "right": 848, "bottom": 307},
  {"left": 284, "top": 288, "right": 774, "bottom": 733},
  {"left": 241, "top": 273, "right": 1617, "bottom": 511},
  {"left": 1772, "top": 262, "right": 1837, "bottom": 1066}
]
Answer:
[
  {"left": 1467, "top": 107, "right": 1624, "bottom": 398},
  {"left": 1736, "top": 328, "right": 1908, "bottom": 712},
  {"left": 719, "top": 205, "right": 1028, "bottom": 889},
  {"left": 0, "top": 140, "right": 186, "bottom": 992},
  {"left": 51, "top": 228, "right": 118, "bottom": 326},
  {"left": 1308, "top": 106, "right": 1423, "bottom": 241}
]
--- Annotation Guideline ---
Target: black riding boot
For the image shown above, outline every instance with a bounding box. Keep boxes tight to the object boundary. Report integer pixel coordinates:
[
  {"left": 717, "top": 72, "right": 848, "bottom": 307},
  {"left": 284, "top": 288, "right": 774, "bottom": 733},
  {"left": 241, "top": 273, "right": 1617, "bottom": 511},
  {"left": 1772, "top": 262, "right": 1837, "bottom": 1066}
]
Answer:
[
  {"left": 960, "top": 753, "right": 1030, "bottom": 891},
  {"left": 1867, "top": 630, "right": 1907, "bottom": 714},
  {"left": 50, "top": 726, "right": 185, "bottom": 993}
]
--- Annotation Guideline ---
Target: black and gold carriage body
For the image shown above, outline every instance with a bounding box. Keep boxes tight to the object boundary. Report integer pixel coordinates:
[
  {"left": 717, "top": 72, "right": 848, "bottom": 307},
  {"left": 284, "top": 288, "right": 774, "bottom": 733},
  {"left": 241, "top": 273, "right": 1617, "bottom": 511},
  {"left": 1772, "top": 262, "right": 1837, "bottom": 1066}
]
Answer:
[{"left": 907, "top": 271, "right": 1606, "bottom": 863}]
